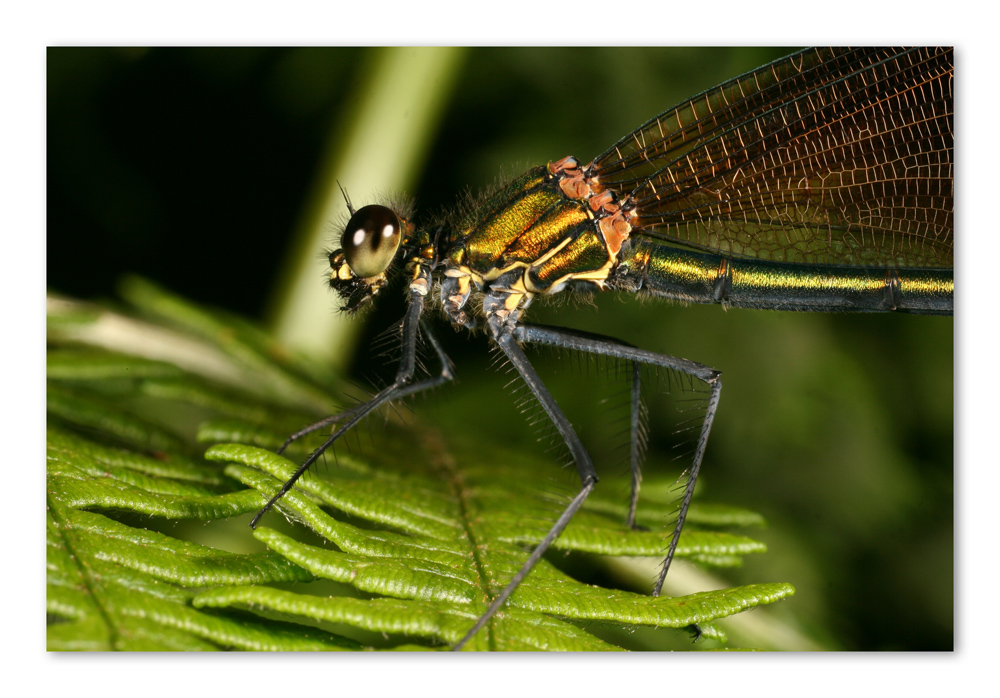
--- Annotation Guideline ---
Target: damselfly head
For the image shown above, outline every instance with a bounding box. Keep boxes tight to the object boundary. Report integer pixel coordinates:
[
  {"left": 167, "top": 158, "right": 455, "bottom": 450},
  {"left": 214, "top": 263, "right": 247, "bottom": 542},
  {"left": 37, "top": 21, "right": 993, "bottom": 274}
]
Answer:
[{"left": 328, "top": 204, "right": 407, "bottom": 312}]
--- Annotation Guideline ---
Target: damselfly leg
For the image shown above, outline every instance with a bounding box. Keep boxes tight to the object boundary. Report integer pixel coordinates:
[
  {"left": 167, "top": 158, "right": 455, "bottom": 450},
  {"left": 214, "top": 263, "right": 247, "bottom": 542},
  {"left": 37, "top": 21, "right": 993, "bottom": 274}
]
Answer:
[
  {"left": 510, "top": 322, "right": 722, "bottom": 595},
  {"left": 249, "top": 288, "right": 454, "bottom": 530},
  {"left": 449, "top": 289, "right": 722, "bottom": 649}
]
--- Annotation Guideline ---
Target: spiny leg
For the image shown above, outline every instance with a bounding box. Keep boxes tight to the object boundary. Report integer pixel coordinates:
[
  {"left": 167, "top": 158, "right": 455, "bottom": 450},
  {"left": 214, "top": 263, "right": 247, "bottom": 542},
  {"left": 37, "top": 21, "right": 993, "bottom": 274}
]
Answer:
[
  {"left": 274, "top": 322, "right": 454, "bottom": 454},
  {"left": 653, "top": 373, "right": 720, "bottom": 595},
  {"left": 453, "top": 304, "right": 600, "bottom": 651},
  {"left": 627, "top": 358, "right": 644, "bottom": 529},
  {"left": 251, "top": 290, "right": 453, "bottom": 529},
  {"left": 512, "top": 323, "right": 722, "bottom": 596}
]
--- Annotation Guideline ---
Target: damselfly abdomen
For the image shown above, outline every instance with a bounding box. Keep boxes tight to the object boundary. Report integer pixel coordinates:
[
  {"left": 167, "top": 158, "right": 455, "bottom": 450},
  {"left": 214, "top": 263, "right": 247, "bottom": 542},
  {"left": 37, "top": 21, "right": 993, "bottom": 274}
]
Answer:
[{"left": 252, "top": 47, "right": 954, "bottom": 649}]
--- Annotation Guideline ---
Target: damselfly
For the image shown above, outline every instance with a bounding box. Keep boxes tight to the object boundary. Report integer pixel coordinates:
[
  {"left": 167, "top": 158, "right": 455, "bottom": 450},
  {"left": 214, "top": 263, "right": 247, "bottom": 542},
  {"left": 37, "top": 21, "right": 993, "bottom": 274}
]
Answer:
[{"left": 251, "top": 47, "right": 954, "bottom": 649}]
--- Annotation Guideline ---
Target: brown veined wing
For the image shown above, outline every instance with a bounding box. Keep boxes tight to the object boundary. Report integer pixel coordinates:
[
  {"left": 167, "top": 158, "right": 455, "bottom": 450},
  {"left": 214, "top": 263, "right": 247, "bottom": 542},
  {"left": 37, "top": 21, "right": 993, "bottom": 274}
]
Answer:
[{"left": 590, "top": 47, "right": 953, "bottom": 270}]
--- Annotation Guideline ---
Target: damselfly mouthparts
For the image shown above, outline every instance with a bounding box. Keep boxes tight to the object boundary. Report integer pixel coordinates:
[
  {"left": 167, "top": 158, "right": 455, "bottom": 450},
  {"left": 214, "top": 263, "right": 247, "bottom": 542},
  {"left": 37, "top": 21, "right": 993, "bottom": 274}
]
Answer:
[{"left": 251, "top": 47, "right": 954, "bottom": 650}]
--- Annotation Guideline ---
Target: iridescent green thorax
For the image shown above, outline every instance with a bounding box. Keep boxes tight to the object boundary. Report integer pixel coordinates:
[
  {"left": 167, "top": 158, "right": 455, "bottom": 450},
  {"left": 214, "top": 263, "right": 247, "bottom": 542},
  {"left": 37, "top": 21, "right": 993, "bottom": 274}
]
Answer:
[{"left": 443, "top": 163, "right": 622, "bottom": 304}]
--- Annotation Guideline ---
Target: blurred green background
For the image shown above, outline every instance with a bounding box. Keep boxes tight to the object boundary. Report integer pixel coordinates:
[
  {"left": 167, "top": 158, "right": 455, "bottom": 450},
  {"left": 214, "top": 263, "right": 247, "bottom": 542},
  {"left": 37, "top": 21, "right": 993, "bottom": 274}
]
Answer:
[{"left": 47, "top": 47, "right": 953, "bottom": 650}]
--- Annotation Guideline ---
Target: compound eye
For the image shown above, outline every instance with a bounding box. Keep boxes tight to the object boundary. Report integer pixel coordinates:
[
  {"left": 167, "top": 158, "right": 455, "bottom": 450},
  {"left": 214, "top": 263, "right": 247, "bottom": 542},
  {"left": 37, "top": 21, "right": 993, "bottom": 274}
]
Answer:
[{"left": 340, "top": 205, "right": 402, "bottom": 278}]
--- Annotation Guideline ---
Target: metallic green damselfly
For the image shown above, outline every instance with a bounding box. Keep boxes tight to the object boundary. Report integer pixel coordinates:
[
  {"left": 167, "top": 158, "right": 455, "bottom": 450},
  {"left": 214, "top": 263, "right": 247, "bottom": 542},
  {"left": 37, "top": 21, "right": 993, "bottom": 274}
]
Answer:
[{"left": 252, "top": 47, "right": 954, "bottom": 649}]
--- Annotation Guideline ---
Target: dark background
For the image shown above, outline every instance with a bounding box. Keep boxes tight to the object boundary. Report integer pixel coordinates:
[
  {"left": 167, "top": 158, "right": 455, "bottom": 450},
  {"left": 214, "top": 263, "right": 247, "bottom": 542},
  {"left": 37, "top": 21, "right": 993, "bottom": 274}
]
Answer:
[{"left": 47, "top": 47, "right": 953, "bottom": 650}]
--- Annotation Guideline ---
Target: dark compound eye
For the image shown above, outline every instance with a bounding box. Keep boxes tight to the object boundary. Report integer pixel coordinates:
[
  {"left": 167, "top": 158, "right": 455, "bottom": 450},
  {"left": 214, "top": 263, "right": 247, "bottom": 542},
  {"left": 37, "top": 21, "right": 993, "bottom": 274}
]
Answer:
[{"left": 340, "top": 205, "right": 402, "bottom": 278}]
